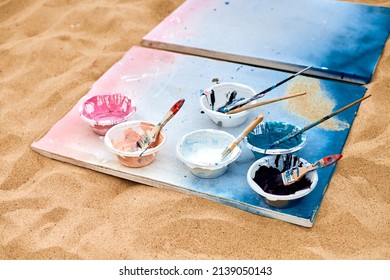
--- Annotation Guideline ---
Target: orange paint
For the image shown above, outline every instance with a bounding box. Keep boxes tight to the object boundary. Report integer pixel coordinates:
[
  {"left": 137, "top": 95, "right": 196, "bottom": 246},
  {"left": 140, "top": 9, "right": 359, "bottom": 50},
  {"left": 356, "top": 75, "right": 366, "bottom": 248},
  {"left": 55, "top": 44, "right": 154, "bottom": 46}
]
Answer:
[{"left": 107, "top": 122, "right": 165, "bottom": 168}]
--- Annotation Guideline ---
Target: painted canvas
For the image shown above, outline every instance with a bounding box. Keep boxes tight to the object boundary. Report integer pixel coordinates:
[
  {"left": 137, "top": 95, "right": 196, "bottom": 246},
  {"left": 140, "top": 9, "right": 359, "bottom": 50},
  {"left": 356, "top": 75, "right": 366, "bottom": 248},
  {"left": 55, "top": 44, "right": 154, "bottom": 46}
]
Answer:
[
  {"left": 31, "top": 46, "right": 367, "bottom": 227},
  {"left": 142, "top": 0, "right": 390, "bottom": 84}
]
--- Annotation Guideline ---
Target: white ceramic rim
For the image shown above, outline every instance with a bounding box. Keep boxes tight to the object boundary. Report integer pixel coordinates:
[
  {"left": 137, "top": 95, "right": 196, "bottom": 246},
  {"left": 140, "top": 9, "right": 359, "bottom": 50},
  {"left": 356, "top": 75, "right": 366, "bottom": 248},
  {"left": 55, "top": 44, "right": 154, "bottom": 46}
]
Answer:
[
  {"left": 104, "top": 120, "right": 166, "bottom": 157},
  {"left": 246, "top": 155, "right": 318, "bottom": 201},
  {"left": 176, "top": 129, "right": 241, "bottom": 169},
  {"left": 78, "top": 93, "right": 136, "bottom": 126}
]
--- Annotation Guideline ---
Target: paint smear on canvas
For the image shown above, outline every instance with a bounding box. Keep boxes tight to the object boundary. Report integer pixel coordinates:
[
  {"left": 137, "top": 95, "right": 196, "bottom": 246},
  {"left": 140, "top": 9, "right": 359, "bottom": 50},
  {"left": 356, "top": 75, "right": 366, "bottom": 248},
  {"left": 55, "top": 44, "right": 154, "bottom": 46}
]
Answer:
[{"left": 284, "top": 77, "right": 349, "bottom": 131}]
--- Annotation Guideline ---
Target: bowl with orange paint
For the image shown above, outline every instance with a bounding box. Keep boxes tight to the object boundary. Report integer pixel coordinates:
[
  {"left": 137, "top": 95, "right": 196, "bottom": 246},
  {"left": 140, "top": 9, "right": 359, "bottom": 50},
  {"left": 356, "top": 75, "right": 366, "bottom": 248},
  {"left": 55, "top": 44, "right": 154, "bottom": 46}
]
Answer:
[
  {"left": 79, "top": 93, "right": 136, "bottom": 136},
  {"left": 104, "top": 120, "right": 166, "bottom": 168}
]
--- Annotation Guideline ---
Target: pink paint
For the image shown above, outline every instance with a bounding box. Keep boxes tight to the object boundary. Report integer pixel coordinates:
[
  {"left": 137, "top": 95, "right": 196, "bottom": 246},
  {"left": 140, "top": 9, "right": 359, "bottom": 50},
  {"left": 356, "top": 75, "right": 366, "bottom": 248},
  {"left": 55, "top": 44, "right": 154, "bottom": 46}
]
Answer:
[{"left": 79, "top": 93, "right": 136, "bottom": 135}]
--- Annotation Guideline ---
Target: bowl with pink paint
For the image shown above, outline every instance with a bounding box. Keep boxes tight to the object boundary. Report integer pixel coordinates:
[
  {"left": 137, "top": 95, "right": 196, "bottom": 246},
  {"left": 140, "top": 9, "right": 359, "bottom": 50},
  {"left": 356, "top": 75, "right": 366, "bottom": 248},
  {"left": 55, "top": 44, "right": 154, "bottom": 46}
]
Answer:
[
  {"left": 104, "top": 120, "right": 166, "bottom": 168},
  {"left": 79, "top": 93, "right": 136, "bottom": 135}
]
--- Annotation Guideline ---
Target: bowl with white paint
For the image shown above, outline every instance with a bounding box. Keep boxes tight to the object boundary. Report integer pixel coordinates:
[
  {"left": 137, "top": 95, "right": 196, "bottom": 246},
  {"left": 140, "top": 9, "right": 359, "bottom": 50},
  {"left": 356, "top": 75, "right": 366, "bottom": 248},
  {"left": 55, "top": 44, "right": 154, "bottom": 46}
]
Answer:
[{"left": 176, "top": 129, "right": 241, "bottom": 179}]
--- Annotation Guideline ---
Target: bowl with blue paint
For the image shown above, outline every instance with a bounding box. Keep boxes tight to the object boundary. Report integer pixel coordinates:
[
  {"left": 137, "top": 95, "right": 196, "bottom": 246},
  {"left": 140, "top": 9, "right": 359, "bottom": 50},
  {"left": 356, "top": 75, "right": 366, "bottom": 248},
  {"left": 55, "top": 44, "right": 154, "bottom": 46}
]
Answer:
[
  {"left": 244, "top": 121, "right": 307, "bottom": 158},
  {"left": 176, "top": 129, "right": 241, "bottom": 179},
  {"left": 199, "top": 82, "right": 258, "bottom": 128}
]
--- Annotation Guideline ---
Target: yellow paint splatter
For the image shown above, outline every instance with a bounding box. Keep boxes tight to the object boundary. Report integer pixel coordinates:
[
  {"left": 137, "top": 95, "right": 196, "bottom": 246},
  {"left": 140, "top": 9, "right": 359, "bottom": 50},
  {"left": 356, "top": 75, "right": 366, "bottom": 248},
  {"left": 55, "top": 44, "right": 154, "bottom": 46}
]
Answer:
[{"left": 284, "top": 77, "right": 350, "bottom": 131}]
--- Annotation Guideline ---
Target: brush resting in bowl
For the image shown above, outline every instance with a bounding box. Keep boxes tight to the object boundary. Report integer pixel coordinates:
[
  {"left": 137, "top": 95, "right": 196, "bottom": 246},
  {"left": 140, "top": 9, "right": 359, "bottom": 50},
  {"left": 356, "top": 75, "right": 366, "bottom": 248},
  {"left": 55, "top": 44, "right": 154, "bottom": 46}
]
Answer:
[{"left": 253, "top": 165, "right": 312, "bottom": 195}]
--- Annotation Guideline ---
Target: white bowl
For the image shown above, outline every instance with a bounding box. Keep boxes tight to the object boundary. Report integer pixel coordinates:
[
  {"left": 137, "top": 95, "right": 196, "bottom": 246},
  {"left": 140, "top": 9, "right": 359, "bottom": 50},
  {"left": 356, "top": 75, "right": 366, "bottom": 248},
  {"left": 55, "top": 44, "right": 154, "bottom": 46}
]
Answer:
[
  {"left": 104, "top": 120, "right": 166, "bottom": 168},
  {"left": 247, "top": 155, "right": 318, "bottom": 208},
  {"left": 244, "top": 121, "right": 307, "bottom": 159},
  {"left": 176, "top": 129, "right": 241, "bottom": 179},
  {"left": 200, "top": 82, "right": 257, "bottom": 127}
]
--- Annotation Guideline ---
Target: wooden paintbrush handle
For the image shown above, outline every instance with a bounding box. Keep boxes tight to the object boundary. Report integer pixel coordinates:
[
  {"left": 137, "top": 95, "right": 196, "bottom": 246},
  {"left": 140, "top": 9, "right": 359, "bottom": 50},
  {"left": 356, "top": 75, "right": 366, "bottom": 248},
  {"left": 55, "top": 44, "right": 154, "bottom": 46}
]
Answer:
[
  {"left": 158, "top": 99, "right": 185, "bottom": 128},
  {"left": 294, "top": 165, "right": 315, "bottom": 181},
  {"left": 227, "top": 91, "right": 306, "bottom": 114},
  {"left": 158, "top": 111, "right": 175, "bottom": 128},
  {"left": 270, "top": 95, "right": 371, "bottom": 148},
  {"left": 139, "top": 99, "right": 185, "bottom": 151},
  {"left": 312, "top": 154, "right": 343, "bottom": 169},
  {"left": 296, "top": 154, "right": 343, "bottom": 181},
  {"left": 227, "top": 114, "right": 264, "bottom": 151},
  {"left": 237, "top": 114, "right": 264, "bottom": 141}
]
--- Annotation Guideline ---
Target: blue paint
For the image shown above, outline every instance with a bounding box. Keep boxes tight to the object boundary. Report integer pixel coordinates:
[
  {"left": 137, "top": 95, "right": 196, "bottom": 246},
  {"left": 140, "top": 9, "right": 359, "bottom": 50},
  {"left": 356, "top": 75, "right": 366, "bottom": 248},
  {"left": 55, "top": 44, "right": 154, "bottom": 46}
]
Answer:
[
  {"left": 245, "top": 122, "right": 306, "bottom": 158},
  {"left": 143, "top": 0, "right": 390, "bottom": 84}
]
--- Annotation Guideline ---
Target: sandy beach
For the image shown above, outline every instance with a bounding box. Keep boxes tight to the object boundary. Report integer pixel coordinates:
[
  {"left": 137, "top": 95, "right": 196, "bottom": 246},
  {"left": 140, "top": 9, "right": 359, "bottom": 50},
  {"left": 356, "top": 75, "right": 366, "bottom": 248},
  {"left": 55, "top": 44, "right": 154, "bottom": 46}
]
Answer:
[{"left": 1, "top": 0, "right": 389, "bottom": 260}]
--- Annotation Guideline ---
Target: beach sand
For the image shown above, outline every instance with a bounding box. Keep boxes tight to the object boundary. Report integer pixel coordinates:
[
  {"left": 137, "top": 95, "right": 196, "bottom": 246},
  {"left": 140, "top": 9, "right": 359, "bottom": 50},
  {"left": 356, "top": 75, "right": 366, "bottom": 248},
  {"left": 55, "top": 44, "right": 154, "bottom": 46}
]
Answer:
[{"left": 1, "top": 0, "right": 389, "bottom": 260}]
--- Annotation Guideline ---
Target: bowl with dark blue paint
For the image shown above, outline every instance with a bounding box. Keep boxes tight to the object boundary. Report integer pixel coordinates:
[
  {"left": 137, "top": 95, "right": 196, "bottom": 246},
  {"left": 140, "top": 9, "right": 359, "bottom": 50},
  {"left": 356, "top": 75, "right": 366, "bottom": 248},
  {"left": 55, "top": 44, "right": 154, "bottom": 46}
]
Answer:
[
  {"left": 244, "top": 121, "right": 307, "bottom": 159},
  {"left": 247, "top": 155, "right": 318, "bottom": 208}
]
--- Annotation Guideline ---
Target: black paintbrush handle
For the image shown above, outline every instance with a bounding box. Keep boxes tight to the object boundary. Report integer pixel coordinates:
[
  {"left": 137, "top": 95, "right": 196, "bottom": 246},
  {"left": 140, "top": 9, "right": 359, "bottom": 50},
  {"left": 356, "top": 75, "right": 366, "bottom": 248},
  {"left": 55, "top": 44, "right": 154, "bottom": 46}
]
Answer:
[{"left": 222, "top": 65, "right": 312, "bottom": 112}]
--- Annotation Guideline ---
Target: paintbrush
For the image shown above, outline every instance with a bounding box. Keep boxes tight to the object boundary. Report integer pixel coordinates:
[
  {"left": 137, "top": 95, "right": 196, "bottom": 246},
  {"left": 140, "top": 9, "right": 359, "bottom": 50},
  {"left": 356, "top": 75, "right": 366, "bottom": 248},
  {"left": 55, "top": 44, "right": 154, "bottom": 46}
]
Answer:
[
  {"left": 280, "top": 154, "right": 343, "bottom": 186},
  {"left": 210, "top": 89, "right": 216, "bottom": 110},
  {"left": 218, "top": 65, "right": 312, "bottom": 113},
  {"left": 227, "top": 91, "right": 306, "bottom": 114},
  {"left": 220, "top": 114, "right": 264, "bottom": 160},
  {"left": 216, "top": 90, "right": 240, "bottom": 111},
  {"left": 268, "top": 94, "right": 371, "bottom": 149},
  {"left": 138, "top": 99, "right": 185, "bottom": 155}
]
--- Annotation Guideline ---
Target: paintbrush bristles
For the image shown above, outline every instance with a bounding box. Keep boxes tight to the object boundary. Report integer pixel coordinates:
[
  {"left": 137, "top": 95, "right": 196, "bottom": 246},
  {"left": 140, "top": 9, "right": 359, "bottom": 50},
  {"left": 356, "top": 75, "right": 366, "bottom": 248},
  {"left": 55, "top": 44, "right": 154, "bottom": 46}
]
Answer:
[
  {"left": 220, "top": 114, "right": 264, "bottom": 160},
  {"left": 281, "top": 165, "right": 314, "bottom": 185},
  {"left": 281, "top": 154, "right": 343, "bottom": 185},
  {"left": 221, "top": 142, "right": 238, "bottom": 160}
]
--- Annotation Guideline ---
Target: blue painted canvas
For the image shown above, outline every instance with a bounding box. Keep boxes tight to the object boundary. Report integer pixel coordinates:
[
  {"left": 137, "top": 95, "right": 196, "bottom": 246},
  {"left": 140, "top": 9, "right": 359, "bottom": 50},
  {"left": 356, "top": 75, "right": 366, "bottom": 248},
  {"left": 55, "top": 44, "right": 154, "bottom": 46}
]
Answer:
[
  {"left": 142, "top": 0, "right": 390, "bottom": 84},
  {"left": 32, "top": 47, "right": 367, "bottom": 227}
]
